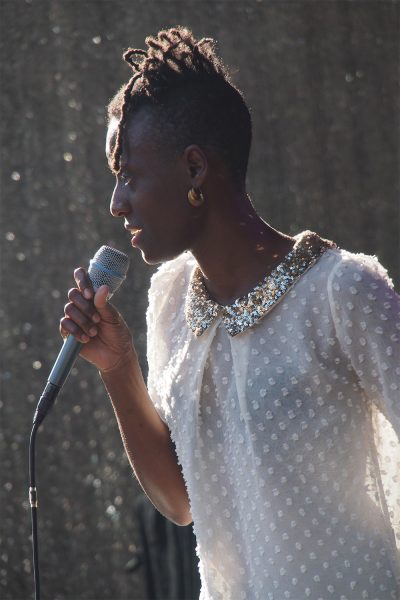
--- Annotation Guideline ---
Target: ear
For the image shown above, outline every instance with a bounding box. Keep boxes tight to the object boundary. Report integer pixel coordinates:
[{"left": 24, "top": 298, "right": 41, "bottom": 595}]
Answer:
[{"left": 182, "top": 145, "right": 208, "bottom": 187}]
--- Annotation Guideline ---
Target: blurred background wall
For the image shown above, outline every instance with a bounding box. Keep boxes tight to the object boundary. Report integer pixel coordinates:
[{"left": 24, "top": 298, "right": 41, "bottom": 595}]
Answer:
[{"left": 1, "top": 1, "right": 399, "bottom": 599}]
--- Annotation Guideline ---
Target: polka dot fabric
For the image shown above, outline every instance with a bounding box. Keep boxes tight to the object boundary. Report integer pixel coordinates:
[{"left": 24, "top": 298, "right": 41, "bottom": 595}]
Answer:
[{"left": 146, "top": 241, "right": 400, "bottom": 600}]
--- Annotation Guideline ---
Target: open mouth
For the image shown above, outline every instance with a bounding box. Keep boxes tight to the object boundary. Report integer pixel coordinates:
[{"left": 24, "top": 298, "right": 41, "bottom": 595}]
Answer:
[
  {"left": 125, "top": 225, "right": 143, "bottom": 236},
  {"left": 124, "top": 223, "right": 143, "bottom": 247},
  {"left": 128, "top": 227, "right": 143, "bottom": 247}
]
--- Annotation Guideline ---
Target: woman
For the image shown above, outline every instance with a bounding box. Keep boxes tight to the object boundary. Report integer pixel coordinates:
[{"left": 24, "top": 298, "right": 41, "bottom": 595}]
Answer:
[{"left": 61, "top": 27, "right": 400, "bottom": 600}]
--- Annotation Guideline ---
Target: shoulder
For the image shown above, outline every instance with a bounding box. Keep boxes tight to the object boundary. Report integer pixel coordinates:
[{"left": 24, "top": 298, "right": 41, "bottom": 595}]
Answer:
[
  {"left": 147, "top": 252, "right": 197, "bottom": 325},
  {"left": 289, "top": 244, "right": 395, "bottom": 302},
  {"left": 321, "top": 248, "right": 399, "bottom": 328},
  {"left": 284, "top": 232, "right": 394, "bottom": 297},
  {"left": 325, "top": 248, "right": 396, "bottom": 293},
  {"left": 149, "top": 252, "right": 196, "bottom": 295}
]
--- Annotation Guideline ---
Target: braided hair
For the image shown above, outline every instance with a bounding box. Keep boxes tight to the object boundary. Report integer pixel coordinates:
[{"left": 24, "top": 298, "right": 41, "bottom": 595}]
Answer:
[{"left": 107, "top": 26, "right": 252, "bottom": 187}]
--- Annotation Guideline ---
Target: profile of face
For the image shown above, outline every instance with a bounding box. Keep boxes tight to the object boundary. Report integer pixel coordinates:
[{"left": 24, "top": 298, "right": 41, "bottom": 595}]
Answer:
[{"left": 106, "top": 109, "right": 208, "bottom": 264}]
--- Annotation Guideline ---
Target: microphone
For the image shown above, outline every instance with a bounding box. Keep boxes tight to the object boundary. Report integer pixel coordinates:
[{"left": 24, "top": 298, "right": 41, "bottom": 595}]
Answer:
[{"left": 33, "top": 246, "right": 130, "bottom": 426}]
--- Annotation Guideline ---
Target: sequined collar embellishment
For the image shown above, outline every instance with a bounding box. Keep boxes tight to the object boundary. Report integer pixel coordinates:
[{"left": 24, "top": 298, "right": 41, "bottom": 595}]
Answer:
[{"left": 185, "top": 231, "right": 336, "bottom": 337}]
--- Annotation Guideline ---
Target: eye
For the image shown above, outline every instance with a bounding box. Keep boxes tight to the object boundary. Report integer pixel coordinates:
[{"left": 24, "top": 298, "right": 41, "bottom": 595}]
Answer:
[{"left": 119, "top": 172, "right": 132, "bottom": 186}]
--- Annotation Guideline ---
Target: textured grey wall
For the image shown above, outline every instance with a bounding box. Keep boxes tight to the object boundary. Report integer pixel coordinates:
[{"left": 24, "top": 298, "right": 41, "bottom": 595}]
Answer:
[{"left": 1, "top": 1, "right": 399, "bottom": 599}]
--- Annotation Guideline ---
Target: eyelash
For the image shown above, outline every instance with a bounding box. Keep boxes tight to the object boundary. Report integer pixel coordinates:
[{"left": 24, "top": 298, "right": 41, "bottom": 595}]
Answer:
[{"left": 119, "top": 173, "right": 132, "bottom": 186}]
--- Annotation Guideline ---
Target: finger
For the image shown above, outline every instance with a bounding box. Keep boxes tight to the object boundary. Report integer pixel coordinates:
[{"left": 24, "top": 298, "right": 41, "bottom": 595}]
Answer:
[
  {"left": 64, "top": 302, "right": 99, "bottom": 338},
  {"left": 74, "top": 267, "right": 94, "bottom": 300},
  {"left": 59, "top": 320, "right": 69, "bottom": 340},
  {"left": 60, "top": 316, "right": 90, "bottom": 343},
  {"left": 67, "top": 288, "right": 101, "bottom": 323}
]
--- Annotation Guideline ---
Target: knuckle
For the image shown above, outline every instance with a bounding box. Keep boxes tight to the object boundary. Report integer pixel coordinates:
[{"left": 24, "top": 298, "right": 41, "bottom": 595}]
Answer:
[
  {"left": 88, "top": 305, "right": 97, "bottom": 318},
  {"left": 74, "top": 267, "right": 85, "bottom": 278},
  {"left": 60, "top": 317, "right": 79, "bottom": 337},
  {"left": 74, "top": 267, "right": 87, "bottom": 285},
  {"left": 60, "top": 317, "right": 71, "bottom": 334},
  {"left": 67, "top": 287, "right": 80, "bottom": 302},
  {"left": 64, "top": 302, "right": 74, "bottom": 317}
]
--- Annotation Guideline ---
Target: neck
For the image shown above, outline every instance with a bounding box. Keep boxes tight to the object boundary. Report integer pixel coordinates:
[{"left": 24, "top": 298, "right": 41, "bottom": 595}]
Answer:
[{"left": 190, "top": 191, "right": 295, "bottom": 305}]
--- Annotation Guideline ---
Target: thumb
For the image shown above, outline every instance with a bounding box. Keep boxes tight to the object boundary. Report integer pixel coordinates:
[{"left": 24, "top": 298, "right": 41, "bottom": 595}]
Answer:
[{"left": 93, "top": 285, "right": 118, "bottom": 320}]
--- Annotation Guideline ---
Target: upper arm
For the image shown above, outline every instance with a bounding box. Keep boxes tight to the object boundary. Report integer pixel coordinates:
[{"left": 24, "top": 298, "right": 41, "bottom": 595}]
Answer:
[{"left": 327, "top": 252, "right": 400, "bottom": 431}]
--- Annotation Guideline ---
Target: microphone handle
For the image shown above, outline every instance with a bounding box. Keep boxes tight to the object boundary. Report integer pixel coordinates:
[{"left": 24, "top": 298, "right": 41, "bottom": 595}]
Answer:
[
  {"left": 33, "top": 336, "right": 82, "bottom": 426},
  {"left": 48, "top": 335, "right": 82, "bottom": 387}
]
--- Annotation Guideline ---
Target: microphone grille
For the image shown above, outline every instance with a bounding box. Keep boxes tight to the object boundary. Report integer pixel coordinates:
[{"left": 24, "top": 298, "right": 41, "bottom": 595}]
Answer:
[{"left": 88, "top": 246, "right": 130, "bottom": 297}]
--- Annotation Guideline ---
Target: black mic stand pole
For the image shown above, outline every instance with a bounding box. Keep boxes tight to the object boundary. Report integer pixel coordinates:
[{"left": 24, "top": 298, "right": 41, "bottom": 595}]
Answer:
[{"left": 29, "top": 336, "right": 81, "bottom": 600}]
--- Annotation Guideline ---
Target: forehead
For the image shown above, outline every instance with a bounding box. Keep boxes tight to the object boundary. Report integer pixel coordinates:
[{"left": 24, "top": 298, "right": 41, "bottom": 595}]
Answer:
[
  {"left": 105, "top": 117, "right": 119, "bottom": 165},
  {"left": 106, "top": 109, "right": 171, "bottom": 171}
]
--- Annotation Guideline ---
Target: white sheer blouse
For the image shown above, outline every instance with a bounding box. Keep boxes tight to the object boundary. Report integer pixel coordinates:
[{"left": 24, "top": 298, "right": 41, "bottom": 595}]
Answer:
[{"left": 146, "top": 232, "right": 400, "bottom": 600}]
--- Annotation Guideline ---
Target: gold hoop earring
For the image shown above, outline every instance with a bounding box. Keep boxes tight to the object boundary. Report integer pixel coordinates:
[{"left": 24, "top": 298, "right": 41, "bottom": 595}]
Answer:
[{"left": 188, "top": 187, "right": 205, "bottom": 207}]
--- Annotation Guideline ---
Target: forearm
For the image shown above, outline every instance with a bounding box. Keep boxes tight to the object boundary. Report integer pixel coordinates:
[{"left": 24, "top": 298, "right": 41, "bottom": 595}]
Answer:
[{"left": 100, "top": 355, "right": 192, "bottom": 526}]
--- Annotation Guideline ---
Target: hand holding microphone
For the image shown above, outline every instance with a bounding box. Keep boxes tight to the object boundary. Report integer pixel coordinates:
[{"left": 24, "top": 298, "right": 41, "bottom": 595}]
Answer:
[
  {"left": 33, "top": 246, "right": 132, "bottom": 426},
  {"left": 60, "top": 250, "right": 134, "bottom": 375}
]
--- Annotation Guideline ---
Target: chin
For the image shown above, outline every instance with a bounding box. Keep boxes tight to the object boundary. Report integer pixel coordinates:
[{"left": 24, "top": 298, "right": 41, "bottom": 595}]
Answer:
[
  {"left": 141, "top": 252, "right": 164, "bottom": 265},
  {"left": 140, "top": 246, "right": 184, "bottom": 265}
]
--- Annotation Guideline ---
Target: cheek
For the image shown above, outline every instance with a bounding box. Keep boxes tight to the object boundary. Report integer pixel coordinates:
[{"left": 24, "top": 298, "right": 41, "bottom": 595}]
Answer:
[
  {"left": 150, "top": 184, "right": 188, "bottom": 226},
  {"left": 141, "top": 174, "right": 196, "bottom": 243}
]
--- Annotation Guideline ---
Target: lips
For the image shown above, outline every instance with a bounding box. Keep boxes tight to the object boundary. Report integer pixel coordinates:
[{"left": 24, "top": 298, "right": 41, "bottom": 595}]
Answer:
[
  {"left": 125, "top": 224, "right": 143, "bottom": 247},
  {"left": 125, "top": 224, "right": 142, "bottom": 234}
]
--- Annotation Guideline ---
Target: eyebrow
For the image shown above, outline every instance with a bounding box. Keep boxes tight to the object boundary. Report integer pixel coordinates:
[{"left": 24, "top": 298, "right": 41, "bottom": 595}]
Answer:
[
  {"left": 106, "top": 155, "right": 117, "bottom": 174},
  {"left": 107, "top": 156, "right": 129, "bottom": 175}
]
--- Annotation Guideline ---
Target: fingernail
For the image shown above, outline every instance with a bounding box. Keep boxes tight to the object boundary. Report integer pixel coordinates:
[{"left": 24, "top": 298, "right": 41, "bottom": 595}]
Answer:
[
  {"left": 89, "top": 327, "right": 97, "bottom": 336},
  {"left": 92, "top": 314, "right": 101, "bottom": 323},
  {"left": 84, "top": 289, "right": 92, "bottom": 299},
  {"left": 81, "top": 334, "right": 90, "bottom": 343}
]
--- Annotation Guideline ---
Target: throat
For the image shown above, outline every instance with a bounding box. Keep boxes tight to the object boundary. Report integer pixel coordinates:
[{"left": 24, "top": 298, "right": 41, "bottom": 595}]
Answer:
[{"left": 200, "top": 233, "right": 296, "bottom": 306}]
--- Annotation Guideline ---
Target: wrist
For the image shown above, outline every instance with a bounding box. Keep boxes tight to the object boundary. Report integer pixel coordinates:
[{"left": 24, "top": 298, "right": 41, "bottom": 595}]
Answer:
[
  {"left": 99, "top": 348, "right": 149, "bottom": 409},
  {"left": 99, "top": 348, "right": 138, "bottom": 378}
]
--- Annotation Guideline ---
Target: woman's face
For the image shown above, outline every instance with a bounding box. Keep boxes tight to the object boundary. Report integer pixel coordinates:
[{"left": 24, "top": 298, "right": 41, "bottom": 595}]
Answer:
[{"left": 106, "top": 110, "right": 206, "bottom": 264}]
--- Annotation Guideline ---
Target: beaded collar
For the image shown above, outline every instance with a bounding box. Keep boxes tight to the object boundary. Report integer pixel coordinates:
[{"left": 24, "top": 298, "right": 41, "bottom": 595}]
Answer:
[{"left": 185, "top": 231, "right": 336, "bottom": 337}]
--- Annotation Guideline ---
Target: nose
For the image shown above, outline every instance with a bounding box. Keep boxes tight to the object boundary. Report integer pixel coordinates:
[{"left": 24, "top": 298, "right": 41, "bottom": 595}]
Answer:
[{"left": 110, "top": 180, "right": 131, "bottom": 218}]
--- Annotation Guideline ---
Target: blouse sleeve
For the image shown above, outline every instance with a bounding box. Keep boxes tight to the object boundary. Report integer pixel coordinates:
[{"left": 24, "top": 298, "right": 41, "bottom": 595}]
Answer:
[
  {"left": 327, "top": 251, "right": 400, "bottom": 436},
  {"left": 146, "top": 271, "right": 167, "bottom": 424},
  {"left": 146, "top": 252, "right": 193, "bottom": 425}
]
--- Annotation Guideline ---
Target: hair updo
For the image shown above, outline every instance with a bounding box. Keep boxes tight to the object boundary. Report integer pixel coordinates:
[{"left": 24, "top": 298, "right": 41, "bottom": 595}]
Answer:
[{"left": 107, "top": 26, "right": 252, "bottom": 188}]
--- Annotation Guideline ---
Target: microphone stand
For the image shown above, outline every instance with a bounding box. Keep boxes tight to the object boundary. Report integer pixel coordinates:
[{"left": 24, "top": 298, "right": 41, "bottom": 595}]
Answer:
[
  {"left": 29, "top": 419, "right": 41, "bottom": 600},
  {"left": 29, "top": 375, "right": 66, "bottom": 600}
]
